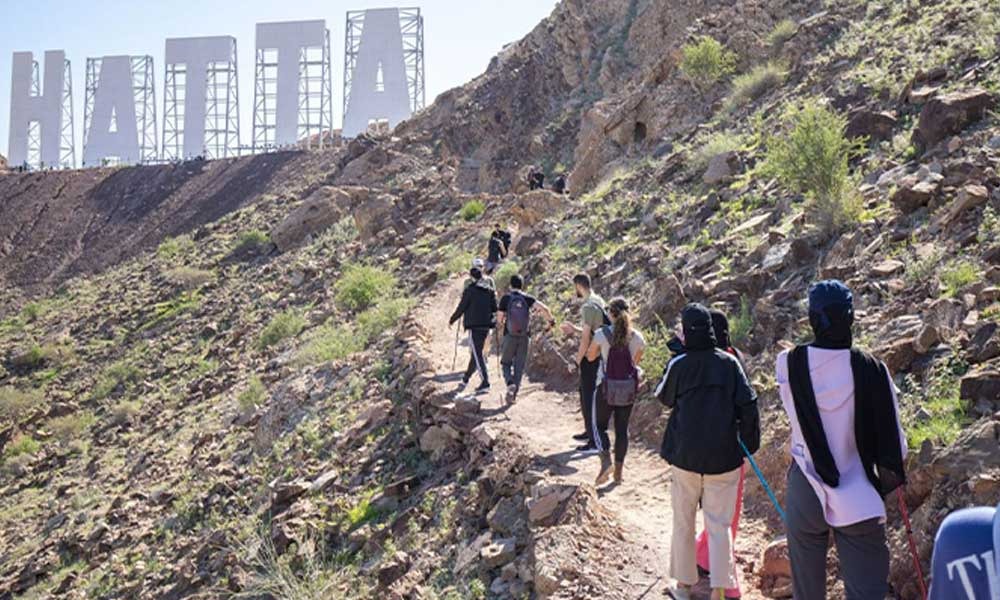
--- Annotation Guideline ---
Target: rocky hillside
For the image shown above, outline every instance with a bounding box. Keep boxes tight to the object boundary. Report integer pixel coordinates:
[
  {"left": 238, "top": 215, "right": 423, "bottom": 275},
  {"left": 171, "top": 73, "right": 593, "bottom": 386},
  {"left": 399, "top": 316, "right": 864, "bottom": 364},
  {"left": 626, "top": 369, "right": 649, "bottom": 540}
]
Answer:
[{"left": 2, "top": 0, "right": 1000, "bottom": 598}]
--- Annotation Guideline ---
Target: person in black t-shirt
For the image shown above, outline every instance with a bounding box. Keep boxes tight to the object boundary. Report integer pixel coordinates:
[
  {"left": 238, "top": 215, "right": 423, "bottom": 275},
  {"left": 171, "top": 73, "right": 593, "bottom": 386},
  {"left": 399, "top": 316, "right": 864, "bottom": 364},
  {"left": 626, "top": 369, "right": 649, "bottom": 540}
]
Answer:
[{"left": 497, "top": 274, "right": 554, "bottom": 404}]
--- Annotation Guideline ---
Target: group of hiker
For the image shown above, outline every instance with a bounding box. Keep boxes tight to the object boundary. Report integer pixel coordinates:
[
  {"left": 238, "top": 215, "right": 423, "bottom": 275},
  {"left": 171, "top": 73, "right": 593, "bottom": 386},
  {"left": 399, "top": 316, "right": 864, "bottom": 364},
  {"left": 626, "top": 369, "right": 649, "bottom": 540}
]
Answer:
[
  {"left": 446, "top": 227, "right": 999, "bottom": 600},
  {"left": 526, "top": 167, "right": 567, "bottom": 194}
]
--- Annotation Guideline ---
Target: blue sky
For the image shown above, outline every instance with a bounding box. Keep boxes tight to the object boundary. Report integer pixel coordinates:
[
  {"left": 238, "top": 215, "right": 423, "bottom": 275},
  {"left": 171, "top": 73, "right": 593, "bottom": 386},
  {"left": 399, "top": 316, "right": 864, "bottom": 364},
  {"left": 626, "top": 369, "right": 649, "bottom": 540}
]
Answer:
[{"left": 0, "top": 0, "right": 559, "bottom": 164}]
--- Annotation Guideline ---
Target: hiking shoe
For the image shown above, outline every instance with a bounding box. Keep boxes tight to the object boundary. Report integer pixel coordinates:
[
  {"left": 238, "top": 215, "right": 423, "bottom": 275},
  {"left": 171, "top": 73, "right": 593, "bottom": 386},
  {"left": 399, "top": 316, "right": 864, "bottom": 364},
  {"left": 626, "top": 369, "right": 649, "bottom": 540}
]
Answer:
[
  {"left": 575, "top": 442, "right": 599, "bottom": 455},
  {"left": 595, "top": 453, "right": 613, "bottom": 486},
  {"left": 474, "top": 383, "right": 491, "bottom": 395},
  {"left": 572, "top": 432, "right": 590, "bottom": 441},
  {"left": 505, "top": 384, "right": 518, "bottom": 404},
  {"left": 666, "top": 584, "right": 692, "bottom": 600},
  {"left": 613, "top": 462, "right": 624, "bottom": 484}
]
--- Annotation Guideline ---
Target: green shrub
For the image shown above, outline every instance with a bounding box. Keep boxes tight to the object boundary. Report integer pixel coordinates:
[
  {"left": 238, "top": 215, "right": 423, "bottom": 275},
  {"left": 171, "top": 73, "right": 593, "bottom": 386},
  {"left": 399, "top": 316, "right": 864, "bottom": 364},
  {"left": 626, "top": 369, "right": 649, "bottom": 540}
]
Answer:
[
  {"left": 639, "top": 318, "right": 674, "bottom": 383},
  {"left": 143, "top": 292, "right": 201, "bottom": 330},
  {"left": 111, "top": 400, "right": 142, "bottom": 425},
  {"left": 979, "top": 206, "right": 1000, "bottom": 244},
  {"left": 492, "top": 261, "right": 520, "bottom": 293},
  {"left": 13, "top": 341, "right": 73, "bottom": 370},
  {"left": 234, "top": 230, "right": 271, "bottom": 253},
  {"left": 357, "top": 298, "right": 415, "bottom": 340},
  {"left": 680, "top": 36, "right": 736, "bottom": 91},
  {"left": 766, "top": 19, "right": 798, "bottom": 50},
  {"left": 437, "top": 246, "right": 474, "bottom": 280},
  {"left": 730, "top": 298, "right": 753, "bottom": 346},
  {"left": 334, "top": 264, "right": 397, "bottom": 312},
  {"left": 725, "top": 62, "right": 786, "bottom": 111},
  {"left": 92, "top": 361, "right": 143, "bottom": 400},
  {"left": 940, "top": 260, "right": 980, "bottom": 297},
  {"left": 258, "top": 310, "right": 307, "bottom": 349},
  {"left": 47, "top": 411, "right": 95, "bottom": 442},
  {"left": 157, "top": 235, "right": 196, "bottom": 261},
  {"left": 21, "top": 302, "right": 44, "bottom": 323},
  {"left": 238, "top": 376, "right": 267, "bottom": 411},
  {"left": 689, "top": 130, "right": 747, "bottom": 174},
  {"left": 3, "top": 435, "right": 41, "bottom": 459},
  {"left": 904, "top": 355, "right": 971, "bottom": 449},
  {"left": 297, "top": 324, "right": 362, "bottom": 366},
  {"left": 0, "top": 387, "right": 44, "bottom": 423},
  {"left": 458, "top": 200, "right": 486, "bottom": 221},
  {"left": 164, "top": 267, "right": 215, "bottom": 290},
  {"left": 765, "top": 103, "right": 864, "bottom": 231}
]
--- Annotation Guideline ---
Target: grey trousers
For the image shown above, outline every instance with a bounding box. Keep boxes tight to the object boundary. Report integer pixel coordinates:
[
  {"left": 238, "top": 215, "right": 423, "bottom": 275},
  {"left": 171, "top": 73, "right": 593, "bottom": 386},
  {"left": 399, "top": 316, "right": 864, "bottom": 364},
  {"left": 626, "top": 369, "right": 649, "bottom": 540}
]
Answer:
[
  {"left": 500, "top": 333, "right": 529, "bottom": 388},
  {"left": 786, "top": 462, "right": 889, "bottom": 600}
]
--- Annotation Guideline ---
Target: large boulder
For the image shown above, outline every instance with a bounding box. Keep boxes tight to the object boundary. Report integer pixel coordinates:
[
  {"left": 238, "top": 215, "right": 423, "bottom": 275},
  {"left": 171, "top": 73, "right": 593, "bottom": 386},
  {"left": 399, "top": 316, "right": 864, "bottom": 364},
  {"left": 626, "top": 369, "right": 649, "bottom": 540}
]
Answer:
[
  {"left": 959, "top": 364, "right": 1000, "bottom": 413},
  {"left": 270, "top": 187, "right": 351, "bottom": 252},
  {"left": 702, "top": 151, "right": 743, "bottom": 186},
  {"left": 913, "top": 88, "right": 996, "bottom": 152},
  {"left": 891, "top": 175, "right": 938, "bottom": 213},
  {"left": 509, "top": 190, "right": 570, "bottom": 228},
  {"left": 933, "top": 183, "right": 989, "bottom": 227},
  {"left": 354, "top": 194, "right": 398, "bottom": 242},
  {"left": 846, "top": 109, "right": 897, "bottom": 143}
]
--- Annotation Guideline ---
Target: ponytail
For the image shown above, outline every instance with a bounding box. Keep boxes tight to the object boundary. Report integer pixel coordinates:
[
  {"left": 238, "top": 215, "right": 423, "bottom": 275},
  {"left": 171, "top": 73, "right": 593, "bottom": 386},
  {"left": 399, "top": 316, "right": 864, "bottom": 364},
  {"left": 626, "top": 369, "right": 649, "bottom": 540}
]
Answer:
[{"left": 608, "top": 297, "right": 631, "bottom": 349}]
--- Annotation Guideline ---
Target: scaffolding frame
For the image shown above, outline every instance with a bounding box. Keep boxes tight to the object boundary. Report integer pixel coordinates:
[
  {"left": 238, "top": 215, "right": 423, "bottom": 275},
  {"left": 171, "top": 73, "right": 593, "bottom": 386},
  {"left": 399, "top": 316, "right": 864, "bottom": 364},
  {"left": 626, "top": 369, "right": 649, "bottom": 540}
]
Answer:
[
  {"left": 83, "top": 56, "right": 159, "bottom": 165},
  {"left": 253, "top": 29, "right": 332, "bottom": 152},
  {"left": 21, "top": 57, "right": 75, "bottom": 170},
  {"left": 163, "top": 39, "right": 240, "bottom": 161},
  {"left": 343, "top": 7, "right": 425, "bottom": 119}
]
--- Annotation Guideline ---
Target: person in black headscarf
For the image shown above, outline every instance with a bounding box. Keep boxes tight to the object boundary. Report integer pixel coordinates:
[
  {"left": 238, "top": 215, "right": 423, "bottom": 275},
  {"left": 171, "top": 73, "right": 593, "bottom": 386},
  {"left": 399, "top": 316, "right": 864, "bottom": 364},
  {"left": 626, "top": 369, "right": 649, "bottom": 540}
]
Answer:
[
  {"left": 775, "top": 280, "right": 907, "bottom": 600},
  {"left": 656, "top": 303, "right": 759, "bottom": 600}
]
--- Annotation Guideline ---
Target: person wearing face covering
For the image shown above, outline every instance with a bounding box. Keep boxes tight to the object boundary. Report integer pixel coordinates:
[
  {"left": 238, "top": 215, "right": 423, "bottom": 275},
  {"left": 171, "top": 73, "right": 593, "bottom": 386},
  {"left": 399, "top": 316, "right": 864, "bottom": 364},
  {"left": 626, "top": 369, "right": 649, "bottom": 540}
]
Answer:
[
  {"left": 775, "top": 280, "right": 907, "bottom": 600},
  {"left": 656, "top": 303, "right": 759, "bottom": 600}
]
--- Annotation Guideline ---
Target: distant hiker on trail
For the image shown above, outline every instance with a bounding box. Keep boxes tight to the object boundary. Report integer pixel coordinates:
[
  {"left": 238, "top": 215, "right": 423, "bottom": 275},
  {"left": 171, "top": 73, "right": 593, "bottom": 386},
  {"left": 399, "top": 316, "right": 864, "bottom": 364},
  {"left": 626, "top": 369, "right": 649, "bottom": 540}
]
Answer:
[
  {"left": 691, "top": 309, "right": 750, "bottom": 599},
  {"left": 775, "top": 280, "right": 907, "bottom": 600},
  {"left": 486, "top": 224, "right": 511, "bottom": 275},
  {"left": 560, "top": 273, "right": 609, "bottom": 454},
  {"left": 928, "top": 502, "right": 1000, "bottom": 600},
  {"left": 527, "top": 168, "right": 545, "bottom": 191},
  {"left": 449, "top": 259, "right": 498, "bottom": 394},
  {"left": 656, "top": 303, "right": 759, "bottom": 600},
  {"left": 586, "top": 296, "right": 645, "bottom": 486},
  {"left": 551, "top": 173, "right": 567, "bottom": 194},
  {"left": 497, "top": 273, "right": 554, "bottom": 405}
]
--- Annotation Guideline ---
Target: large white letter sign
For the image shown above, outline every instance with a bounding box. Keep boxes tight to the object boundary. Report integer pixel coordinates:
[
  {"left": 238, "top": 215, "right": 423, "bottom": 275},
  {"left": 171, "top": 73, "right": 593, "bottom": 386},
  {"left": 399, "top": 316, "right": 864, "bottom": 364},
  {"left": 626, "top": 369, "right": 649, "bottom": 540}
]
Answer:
[
  {"left": 342, "top": 9, "right": 412, "bottom": 138},
  {"left": 83, "top": 56, "right": 141, "bottom": 165},
  {"left": 165, "top": 36, "right": 235, "bottom": 159},
  {"left": 8, "top": 50, "right": 66, "bottom": 168},
  {"left": 255, "top": 20, "right": 326, "bottom": 147}
]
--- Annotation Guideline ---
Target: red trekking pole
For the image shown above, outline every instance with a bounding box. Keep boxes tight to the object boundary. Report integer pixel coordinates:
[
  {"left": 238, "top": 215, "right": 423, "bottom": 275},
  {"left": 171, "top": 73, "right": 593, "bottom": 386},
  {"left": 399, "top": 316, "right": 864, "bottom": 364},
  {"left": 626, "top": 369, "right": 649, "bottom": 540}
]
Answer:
[{"left": 897, "top": 486, "right": 928, "bottom": 600}]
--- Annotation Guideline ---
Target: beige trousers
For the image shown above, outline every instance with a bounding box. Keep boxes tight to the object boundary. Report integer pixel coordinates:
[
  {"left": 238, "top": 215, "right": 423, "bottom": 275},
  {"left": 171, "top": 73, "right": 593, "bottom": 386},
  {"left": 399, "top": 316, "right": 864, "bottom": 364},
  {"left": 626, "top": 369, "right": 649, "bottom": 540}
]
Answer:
[{"left": 670, "top": 465, "right": 741, "bottom": 589}]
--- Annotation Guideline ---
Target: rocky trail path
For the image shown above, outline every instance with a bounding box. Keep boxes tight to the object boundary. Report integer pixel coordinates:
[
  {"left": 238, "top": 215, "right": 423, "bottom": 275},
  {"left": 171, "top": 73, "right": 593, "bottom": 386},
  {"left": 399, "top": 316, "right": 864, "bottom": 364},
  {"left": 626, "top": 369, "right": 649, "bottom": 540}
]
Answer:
[{"left": 415, "top": 277, "right": 767, "bottom": 599}]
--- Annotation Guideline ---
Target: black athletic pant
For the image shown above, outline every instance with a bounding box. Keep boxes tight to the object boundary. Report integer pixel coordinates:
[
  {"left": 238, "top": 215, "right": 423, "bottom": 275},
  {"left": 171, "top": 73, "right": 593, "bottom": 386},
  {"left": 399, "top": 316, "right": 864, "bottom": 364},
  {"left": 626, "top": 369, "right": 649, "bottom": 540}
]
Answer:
[
  {"left": 464, "top": 328, "right": 490, "bottom": 385},
  {"left": 595, "top": 390, "right": 633, "bottom": 463},
  {"left": 579, "top": 357, "right": 600, "bottom": 444}
]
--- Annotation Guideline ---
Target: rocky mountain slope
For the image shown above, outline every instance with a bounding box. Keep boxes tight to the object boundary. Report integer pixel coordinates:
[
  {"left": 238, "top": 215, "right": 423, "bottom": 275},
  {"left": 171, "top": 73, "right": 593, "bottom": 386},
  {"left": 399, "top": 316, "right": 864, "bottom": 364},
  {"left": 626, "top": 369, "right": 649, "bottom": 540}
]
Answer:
[{"left": 2, "top": 0, "right": 1000, "bottom": 598}]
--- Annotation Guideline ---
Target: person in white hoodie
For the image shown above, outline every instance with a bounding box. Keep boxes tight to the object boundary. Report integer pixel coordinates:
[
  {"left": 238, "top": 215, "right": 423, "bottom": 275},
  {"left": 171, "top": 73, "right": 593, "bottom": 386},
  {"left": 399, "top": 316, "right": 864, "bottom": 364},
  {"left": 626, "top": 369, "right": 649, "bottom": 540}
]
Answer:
[{"left": 776, "top": 280, "right": 907, "bottom": 600}]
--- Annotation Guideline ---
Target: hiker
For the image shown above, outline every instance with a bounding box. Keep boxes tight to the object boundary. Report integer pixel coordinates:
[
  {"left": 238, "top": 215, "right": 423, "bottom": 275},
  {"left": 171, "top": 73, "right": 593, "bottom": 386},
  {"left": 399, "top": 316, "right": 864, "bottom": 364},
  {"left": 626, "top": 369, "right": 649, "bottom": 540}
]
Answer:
[
  {"left": 449, "top": 258, "right": 498, "bottom": 394},
  {"left": 497, "top": 274, "right": 554, "bottom": 404},
  {"left": 928, "top": 502, "right": 1000, "bottom": 599},
  {"left": 656, "top": 303, "right": 759, "bottom": 600},
  {"left": 586, "top": 296, "right": 644, "bottom": 486},
  {"left": 559, "top": 273, "right": 609, "bottom": 454},
  {"left": 776, "top": 280, "right": 907, "bottom": 600},
  {"left": 692, "top": 309, "right": 749, "bottom": 598},
  {"left": 527, "top": 169, "right": 545, "bottom": 191},
  {"left": 485, "top": 224, "right": 511, "bottom": 275},
  {"left": 551, "top": 173, "right": 567, "bottom": 194}
]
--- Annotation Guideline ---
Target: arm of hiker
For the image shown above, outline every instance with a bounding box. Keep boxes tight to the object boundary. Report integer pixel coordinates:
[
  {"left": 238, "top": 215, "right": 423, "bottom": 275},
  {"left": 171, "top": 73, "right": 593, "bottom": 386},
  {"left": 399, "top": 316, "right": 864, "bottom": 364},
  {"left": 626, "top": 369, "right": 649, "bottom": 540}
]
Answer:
[
  {"left": 585, "top": 336, "right": 600, "bottom": 361},
  {"left": 655, "top": 356, "right": 681, "bottom": 408},
  {"left": 885, "top": 362, "right": 908, "bottom": 459},
  {"left": 449, "top": 288, "right": 471, "bottom": 326},
  {"left": 533, "top": 300, "right": 555, "bottom": 325},
  {"left": 575, "top": 325, "right": 593, "bottom": 364},
  {"left": 733, "top": 359, "right": 761, "bottom": 454},
  {"left": 560, "top": 321, "right": 581, "bottom": 336}
]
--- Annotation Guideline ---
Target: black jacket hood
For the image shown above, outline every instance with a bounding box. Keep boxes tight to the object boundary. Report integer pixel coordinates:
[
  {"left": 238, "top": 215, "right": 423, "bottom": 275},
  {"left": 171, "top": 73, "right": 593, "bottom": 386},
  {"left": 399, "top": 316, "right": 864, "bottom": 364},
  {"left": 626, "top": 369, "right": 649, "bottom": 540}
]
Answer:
[{"left": 682, "top": 303, "right": 716, "bottom": 351}]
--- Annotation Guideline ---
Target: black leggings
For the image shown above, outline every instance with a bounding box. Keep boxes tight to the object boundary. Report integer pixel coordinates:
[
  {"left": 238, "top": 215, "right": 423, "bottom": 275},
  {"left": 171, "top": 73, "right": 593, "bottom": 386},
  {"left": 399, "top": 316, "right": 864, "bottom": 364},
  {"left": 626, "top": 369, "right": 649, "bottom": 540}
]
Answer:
[{"left": 595, "top": 391, "right": 633, "bottom": 463}]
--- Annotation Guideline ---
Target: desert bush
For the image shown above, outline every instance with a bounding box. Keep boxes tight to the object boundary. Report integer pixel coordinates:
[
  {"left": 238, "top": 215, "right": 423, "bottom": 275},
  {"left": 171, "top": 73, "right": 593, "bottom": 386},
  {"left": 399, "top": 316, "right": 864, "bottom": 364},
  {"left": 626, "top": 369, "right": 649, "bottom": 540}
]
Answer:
[
  {"left": 234, "top": 230, "right": 271, "bottom": 253},
  {"left": 93, "top": 361, "right": 143, "bottom": 400},
  {"left": 334, "top": 264, "right": 397, "bottom": 312},
  {"left": 157, "top": 235, "right": 196, "bottom": 261},
  {"left": 296, "top": 324, "right": 362, "bottom": 366},
  {"left": 680, "top": 36, "right": 736, "bottom": 91},
  {"left": 236, "top": 531, "right": 369, "bottom": 599},
  {"left": 0, "top": 387, "right": 44, "bottom": 423},
  {"left": 165, "top": 267, "right": 215, "bottom": 290},
  {"left": 21, "top": 302, "right": 44, "bottom": 323},
  {"left": 238, "top": 376, "right": 267, "bottom": 412},
  {"left": 689, "top": 130, "right": 747, "bottom": 174},
  {"left": 13, "top": 341, "right": 74, "bottom": 370},
  {"left": 258, "top": 310, "right": 307, "bottom": 349},
  {"left": 459, "top": 200, "right": 486, "bottom": 221},
  {"left": 143, "top": 292, "right": 201, "bottom": 330},
  {"left": 357, "top": 298, "right": 415, "bottom": 340},
  {"left": 729, "top": 298, "right": 753, "bottom": 346},
  {"left": 766, "top": 19, "right": 798, "bottom": 50},
  {"left": 46, "top": 411, "right": 95, "bottom": 443},
  {"left": 492, "top": 261, "right": 520, "bottom": 292},
  {"left": 940, "top": 259, "right": 980, "bottom": 297},
  {"left": 2, "top": 435, "right": 41, "bottom": 470},
  {"left": 979, "top": 206, "right": 1000, "bottom": 244},
  {"left": 111, "top": 399, "right": 142, "bottom": 426},
  {"left": 725, "top": 62, "right": 786, "bottom": 111},
  {"left": 765, "top": 103, "right": 864, "bottom": 231},
  {"left": 436, "top": 246, "right": 474, "bottom": 280}
]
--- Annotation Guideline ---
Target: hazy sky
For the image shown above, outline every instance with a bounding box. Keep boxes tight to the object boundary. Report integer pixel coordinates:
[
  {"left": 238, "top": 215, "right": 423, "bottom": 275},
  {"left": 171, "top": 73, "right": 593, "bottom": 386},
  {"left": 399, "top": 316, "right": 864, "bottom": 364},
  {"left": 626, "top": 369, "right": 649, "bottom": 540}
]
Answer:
[{"left": 0, "top": 0, "right": 560, "bottom": 164}]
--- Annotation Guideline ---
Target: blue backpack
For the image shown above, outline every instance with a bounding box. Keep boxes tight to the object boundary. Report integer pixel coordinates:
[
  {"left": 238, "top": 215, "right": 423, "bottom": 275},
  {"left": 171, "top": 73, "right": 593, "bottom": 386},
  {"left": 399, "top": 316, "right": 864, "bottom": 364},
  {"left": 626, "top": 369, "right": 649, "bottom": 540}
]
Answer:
[{"left": 507, "top": 292, "right": 531, "bottom": 337}]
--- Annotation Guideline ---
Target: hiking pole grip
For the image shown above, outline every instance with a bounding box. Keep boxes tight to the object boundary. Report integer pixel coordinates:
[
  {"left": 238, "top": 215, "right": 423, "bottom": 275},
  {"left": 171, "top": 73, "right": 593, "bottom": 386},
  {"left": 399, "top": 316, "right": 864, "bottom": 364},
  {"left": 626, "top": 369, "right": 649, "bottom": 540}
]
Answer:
[{"left": 738, "top": 435, "right": 787, "bottom": 524}]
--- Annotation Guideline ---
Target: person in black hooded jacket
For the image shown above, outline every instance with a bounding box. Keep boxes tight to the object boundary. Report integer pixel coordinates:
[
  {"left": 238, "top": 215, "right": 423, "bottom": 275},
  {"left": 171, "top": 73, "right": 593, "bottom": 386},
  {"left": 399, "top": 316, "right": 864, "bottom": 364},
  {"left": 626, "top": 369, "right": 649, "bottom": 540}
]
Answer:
[
  {"left": 655, "top": 303, "right": 759, "bottom": 600},
  {"left": 450, "top": 260, "right": 498, "bottom": 393}
]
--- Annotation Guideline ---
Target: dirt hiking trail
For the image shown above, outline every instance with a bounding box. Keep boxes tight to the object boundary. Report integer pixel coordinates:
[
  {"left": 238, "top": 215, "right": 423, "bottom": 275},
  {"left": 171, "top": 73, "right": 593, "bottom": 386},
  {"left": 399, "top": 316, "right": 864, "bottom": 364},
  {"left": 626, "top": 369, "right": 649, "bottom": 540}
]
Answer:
[{"left": 415, "top": 277, "right": 767, "bottom": 599}]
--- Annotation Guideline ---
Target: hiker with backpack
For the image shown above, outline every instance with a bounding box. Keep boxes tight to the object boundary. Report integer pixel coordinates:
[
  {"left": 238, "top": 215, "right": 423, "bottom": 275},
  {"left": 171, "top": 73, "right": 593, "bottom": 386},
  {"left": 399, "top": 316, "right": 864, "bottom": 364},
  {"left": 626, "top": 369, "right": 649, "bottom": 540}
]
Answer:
[
  {"left": 559, "top": 273, "right": 609, "bottom": 454},
  {"left": 527, "top": 168, "right": 545, "bottom": 191},
  {"left": 497, "top": 273, "right": 554, "bottom": 404},
  {"left": 485, "top": 224, "right": 511, "bottom": 275},
  {"left": 449, "top": 258, "right": 499, "bottom": 394},
  {"left": 551, "top": 173, "right": 567, "bottom": 194},
  {"left": 585, "top": 296, "right": 645, "bottom": 486},
  {"left": 775, "top": 280, "right": 907, "bottom": 600},
  {"left": 656, "top": 303, "right": 759, "bottom": 600}
]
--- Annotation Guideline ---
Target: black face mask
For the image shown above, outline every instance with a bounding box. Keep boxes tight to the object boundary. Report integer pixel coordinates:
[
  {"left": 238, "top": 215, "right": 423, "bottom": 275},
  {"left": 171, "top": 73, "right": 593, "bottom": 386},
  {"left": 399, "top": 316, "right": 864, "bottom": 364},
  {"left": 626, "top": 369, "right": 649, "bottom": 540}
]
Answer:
[{"left": 810, "top": 304, "right": 853, "bottom": 350}]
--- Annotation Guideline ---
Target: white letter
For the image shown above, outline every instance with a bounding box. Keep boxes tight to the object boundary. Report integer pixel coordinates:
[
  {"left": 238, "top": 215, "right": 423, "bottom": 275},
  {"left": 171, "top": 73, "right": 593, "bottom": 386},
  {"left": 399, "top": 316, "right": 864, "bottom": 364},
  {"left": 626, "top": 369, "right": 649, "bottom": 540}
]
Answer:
[
  {"left": 255, "top": 20, "right": 326, "bottom": 147},
  {"left": 947, "top": 554, "right": 983, "bottom": 600},
  {"left": 981, "top": 550, "right": 1000, "bottom": 599},
  {"left": 8, "top": 50, "right": 65, "bottom": 168},
  {"left": 83, "top": 56, "right": 141, "bottom": 165},
  {"left": 343, "top": 9, "right": 412, "bottom": 138},
  {"left": 165, "top": 37, "right": 235, "bottom": 158}
]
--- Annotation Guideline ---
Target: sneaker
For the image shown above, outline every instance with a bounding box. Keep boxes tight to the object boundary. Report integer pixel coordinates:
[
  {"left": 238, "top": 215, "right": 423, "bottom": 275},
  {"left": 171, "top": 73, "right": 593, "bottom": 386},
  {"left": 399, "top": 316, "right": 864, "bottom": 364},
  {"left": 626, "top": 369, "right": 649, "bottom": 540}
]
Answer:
[
  {"left": 505, "top": 384, "right": 518, "bottom": 404},
  {"left": 595, "top": 453, "right": 613, "bottom": 486},
  {"left": 666, "top": 584, "right": 692, "bottom": 600},
  {"left": 474, "top": 382, "right": 491, "bottom": 395},
  {"left": 572, "top": 432, "right": 590, "bottom": 441},
  {"left": 575, "top": 442, "right": 599, "bottom": 455}
]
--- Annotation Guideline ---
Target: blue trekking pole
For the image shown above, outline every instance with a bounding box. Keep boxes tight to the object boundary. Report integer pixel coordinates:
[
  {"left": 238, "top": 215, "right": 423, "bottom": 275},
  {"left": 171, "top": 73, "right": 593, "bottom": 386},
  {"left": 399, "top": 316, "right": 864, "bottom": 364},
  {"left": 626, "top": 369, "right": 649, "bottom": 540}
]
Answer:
[{"left": 738, "top": 435, "right": 787, "bottom": 524}]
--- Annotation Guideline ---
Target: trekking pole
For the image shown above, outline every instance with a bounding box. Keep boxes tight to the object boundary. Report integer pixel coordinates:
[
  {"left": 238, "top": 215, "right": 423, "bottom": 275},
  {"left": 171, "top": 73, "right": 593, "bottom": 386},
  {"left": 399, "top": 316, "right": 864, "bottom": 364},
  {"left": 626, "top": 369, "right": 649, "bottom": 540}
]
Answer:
[
  {"left": 452, "top": 323, "right": 460, "bottom": 371},
  {"left": 738, "top": 436, "right": 786, "bottom": 524},
  {"left": 897, "top": 487, "right": 928, "bottom": 600},
  {"left": 493, "top": 327, "right": 502, "bottom": 379}
]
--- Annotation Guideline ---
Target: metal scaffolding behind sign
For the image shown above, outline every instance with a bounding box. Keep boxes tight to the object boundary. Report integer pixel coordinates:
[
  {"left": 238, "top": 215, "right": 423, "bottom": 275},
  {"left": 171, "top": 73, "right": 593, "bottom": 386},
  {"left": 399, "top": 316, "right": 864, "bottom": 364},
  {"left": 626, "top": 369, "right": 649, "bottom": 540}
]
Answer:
[
  {"left": 343, "top": 7, "right": 425, "bottom": 119},
  {"left": 21, "top": 57, "right": 75, "bottom": 170},
  {"left": 83, "top": 56, "right": 158, "bottom": 165}
]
